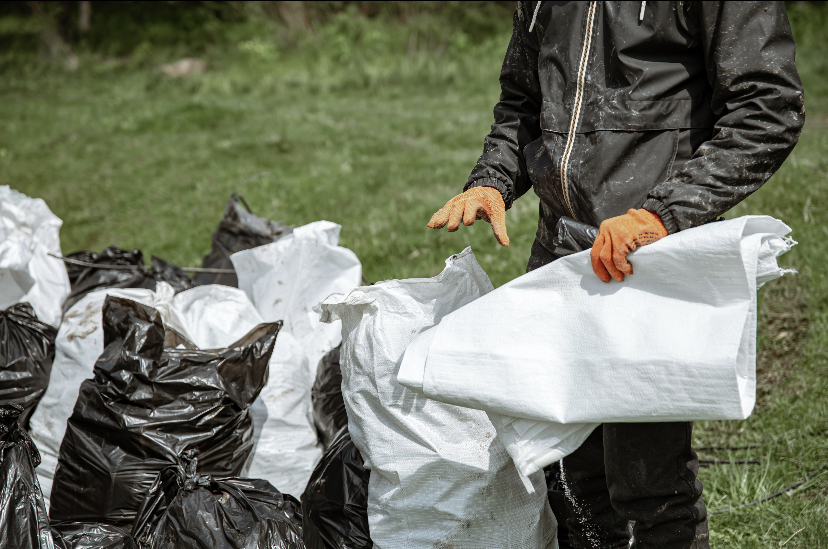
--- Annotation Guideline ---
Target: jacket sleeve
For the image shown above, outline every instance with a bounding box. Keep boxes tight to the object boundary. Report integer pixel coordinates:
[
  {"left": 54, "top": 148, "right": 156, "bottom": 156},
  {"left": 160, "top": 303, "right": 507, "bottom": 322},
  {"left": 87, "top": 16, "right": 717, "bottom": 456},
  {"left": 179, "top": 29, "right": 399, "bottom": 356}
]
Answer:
[
  {"left": 643, "top": 1, "right": 805, "bottom": 233},
  {"left": 463, "top": 1, "right": 543, "bottom": 209}
]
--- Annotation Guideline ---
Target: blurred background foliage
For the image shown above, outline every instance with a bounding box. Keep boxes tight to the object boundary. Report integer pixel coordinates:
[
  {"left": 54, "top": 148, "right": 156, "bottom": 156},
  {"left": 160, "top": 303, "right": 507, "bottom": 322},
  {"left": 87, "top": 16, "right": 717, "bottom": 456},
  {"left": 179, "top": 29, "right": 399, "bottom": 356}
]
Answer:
[
  {"left": 1, "top": 1, "right": 825, "bottom": 86},
  {"left": 0, "top": 1, "right": 515, "bottom": 80}
]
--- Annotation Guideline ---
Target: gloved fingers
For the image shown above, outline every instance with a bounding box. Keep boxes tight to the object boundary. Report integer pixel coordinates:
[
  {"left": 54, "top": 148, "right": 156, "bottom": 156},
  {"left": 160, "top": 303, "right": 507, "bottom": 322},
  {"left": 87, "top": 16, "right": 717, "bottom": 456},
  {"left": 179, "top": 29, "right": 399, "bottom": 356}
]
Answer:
[
  {"left": 487, "top": 209, "right": 510, "bottom": 247},
  {"left": 427, "top": 202, "right": 452, "bottom": 229},
  {"left": 613, "top": 243, "right": 634, "bottom": 276},
  {"left": 590, "top": 234, "right": 612, "bottom": 283},
  {"left": 462, "top": 200, "right": 483, "bottom": 226},
  {"left": 446, "top": 201, "right": 466, "bottom": 232},
  {"left": 599, "top": 234, "right": 625, "bottom": 282}
]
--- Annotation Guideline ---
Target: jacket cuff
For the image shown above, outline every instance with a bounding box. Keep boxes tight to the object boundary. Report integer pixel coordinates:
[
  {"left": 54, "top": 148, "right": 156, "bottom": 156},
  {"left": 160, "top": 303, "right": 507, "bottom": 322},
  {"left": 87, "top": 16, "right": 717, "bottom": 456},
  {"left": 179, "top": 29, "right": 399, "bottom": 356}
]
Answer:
[
  {"left": 642, "top": 198, "right": 679, "bottom": 234},
  {"left": 464, "top": 177, "right": 514, "bottom": 209}
]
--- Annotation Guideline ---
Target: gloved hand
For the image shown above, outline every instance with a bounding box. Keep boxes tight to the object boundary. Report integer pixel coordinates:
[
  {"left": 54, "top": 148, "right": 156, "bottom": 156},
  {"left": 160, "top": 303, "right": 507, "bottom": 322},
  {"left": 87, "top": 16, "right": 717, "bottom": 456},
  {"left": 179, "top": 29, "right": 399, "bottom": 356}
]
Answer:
[
  {"left": 427, "top": 186, "right": 509, "bottom": 246},
  {"left": 590, "top": 208, "right": 667, "bottom": 282}
]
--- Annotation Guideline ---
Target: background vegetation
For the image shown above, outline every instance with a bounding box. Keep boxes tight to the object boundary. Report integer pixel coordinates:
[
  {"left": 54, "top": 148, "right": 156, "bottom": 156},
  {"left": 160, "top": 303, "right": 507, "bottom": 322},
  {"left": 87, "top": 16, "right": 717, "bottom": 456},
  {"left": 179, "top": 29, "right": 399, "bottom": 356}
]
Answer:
[{"left": 1, "top": 2, "right": 826, "bottom": 546}]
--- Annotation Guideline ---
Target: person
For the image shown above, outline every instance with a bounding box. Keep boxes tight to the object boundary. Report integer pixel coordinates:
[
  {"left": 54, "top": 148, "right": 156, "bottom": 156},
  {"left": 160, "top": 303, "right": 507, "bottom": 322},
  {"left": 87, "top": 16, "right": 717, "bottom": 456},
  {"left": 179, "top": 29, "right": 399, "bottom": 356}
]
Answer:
[{"left": 427, "top": 2, "right": 804, "bottom": 548}]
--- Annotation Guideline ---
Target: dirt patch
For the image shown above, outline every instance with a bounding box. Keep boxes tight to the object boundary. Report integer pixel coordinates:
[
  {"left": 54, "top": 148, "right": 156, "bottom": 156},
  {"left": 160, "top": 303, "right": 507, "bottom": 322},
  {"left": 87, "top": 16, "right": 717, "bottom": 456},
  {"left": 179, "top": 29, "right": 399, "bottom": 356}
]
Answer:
[{"left": 755, "top": 274, "right": 810, "bottom": 406}]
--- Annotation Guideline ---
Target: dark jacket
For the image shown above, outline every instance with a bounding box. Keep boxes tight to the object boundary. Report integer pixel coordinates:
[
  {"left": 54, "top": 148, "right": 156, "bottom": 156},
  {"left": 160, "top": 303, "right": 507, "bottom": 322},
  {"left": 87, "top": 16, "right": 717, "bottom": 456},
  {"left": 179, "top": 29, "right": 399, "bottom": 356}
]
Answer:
[{"left": 465, "top": 1, "right": 804, "bottom": 250}]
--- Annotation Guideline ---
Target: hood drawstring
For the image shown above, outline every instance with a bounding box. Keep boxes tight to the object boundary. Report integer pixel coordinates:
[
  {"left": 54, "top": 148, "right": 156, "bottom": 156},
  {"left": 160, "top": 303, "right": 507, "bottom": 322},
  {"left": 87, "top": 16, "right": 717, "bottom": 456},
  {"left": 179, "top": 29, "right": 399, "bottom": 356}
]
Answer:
[
  {"left": 529, "top": 1, "right": 542, "bottom": 33},
  {"left": 639, "top": 1, "right": 647, "bottom": 21}
]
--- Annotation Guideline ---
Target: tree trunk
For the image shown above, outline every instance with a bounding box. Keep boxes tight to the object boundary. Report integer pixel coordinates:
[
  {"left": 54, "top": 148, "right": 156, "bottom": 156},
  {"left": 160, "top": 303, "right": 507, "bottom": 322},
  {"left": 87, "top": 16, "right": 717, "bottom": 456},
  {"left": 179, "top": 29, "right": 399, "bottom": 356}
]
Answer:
[
  {"left": 79, "top": 1, "right": 91, "bottom": 32},
  {"left": 276, "top": 1, "right": 310, "bottom": 29},
  {"left": 27, "top": 1, "right": 78, "bottom": 70}
]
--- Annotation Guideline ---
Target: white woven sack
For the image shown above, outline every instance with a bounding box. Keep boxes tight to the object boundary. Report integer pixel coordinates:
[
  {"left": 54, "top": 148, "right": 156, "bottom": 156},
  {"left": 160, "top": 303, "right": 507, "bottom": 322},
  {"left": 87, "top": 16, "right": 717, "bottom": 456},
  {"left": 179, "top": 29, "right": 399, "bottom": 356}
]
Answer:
[
  {"left": 0, "top": 186, "right": 70, "bottom": 328},
  {"left": 398, "top": 216, "right": 795, "bottom": 476},
  {"left": 243, "top": 330, "right": 322, "bottom": 498},
  {"left": 319, "top": 248, "right": 557, "bottom": 549}
]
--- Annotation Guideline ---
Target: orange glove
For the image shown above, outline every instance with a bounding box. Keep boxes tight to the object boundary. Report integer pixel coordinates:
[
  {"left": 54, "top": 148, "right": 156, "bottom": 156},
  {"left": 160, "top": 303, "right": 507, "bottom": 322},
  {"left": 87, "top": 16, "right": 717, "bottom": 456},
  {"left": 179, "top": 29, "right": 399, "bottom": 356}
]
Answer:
[
  {"left": 427, "top": 187, "right": 509, "bottom": 246},
  {"left": 590, "top": 208, "right": 667, "bottom": 283}
]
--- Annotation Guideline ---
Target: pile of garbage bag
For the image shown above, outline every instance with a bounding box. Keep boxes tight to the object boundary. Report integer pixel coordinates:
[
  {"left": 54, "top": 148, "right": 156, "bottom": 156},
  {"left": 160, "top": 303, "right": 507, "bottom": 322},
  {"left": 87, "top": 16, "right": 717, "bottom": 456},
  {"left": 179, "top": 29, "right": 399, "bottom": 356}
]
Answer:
[
  {"left": 0, "top": 188, "right": 374, "bottom": 548},
  {"left": 1, "top": 185, "right": 792, "bottom": 548}
]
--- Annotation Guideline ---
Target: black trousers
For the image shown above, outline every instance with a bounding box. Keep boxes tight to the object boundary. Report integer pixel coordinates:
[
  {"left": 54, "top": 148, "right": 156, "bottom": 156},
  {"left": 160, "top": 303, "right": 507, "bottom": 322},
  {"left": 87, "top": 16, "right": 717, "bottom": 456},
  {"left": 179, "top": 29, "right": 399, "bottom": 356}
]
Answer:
[
  {"left": 562, "top": 423, "right": 709, "bottom": 549},
  {"left": 528, "top": 240, "right": 710, "bottom": 549}
]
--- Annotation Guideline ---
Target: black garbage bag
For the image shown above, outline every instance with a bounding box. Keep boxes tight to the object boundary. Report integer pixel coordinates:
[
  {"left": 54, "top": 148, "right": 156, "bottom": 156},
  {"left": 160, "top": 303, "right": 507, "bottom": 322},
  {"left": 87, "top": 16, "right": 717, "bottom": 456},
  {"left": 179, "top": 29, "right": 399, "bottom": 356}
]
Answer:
[
  {"left": 194, "top": 195, "right": 292, "bottom": 287},
  {"left": 0, "top": 304, "right": 57, "bottom": 429},
  {"left": 132, "top": 450, "right": 305, "bottom": 549},
  {"left": 62, "top": 247, "right": 194, "bottom": 316},
  {"left": 149, "top": 256, "right": 194, "bottom": 294},
  {"left": 63, "top": 250, "right": 102, "bottom": 286},
  {"left": 62, "top": 246, "right": 155, "bottom": 315},
  {"left": 51, "top": 523, "right": 137, "bottom": 549},
  {"left": 301, "top": 427, "right": 371, "bottom": 549},
  {"left": 0, "top": 404, "right": 52, "bottom": 549},
  {"left": 311, "top": 346, "right": 348, "bottom": 449},
  {"left": 551, "top": 217, "right": 599, "bottom": 257},
  {"left": 49, "top": 296, "right": 281, "bottom": 527}
]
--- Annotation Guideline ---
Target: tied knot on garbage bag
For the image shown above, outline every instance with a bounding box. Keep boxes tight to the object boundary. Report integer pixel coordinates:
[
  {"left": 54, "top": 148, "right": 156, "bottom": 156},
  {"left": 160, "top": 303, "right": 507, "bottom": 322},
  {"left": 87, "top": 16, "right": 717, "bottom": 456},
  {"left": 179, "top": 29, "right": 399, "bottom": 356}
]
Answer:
[
  {"left": 173, "top": 449, "right": 205, "bottom": 493},
  {"left": 1, "top": 403, "right": 41, "bottom": 467},
  {"left": 49, "top": 295, "right": 281, "bottom": 527},
  {"left": 0, "top": 404, "right": 53, "bottom": 549},
  {"left": 132, "top": 449, "right": 304, "bottom": 549},
  {"left": 0, "top": 303, "right": 57, "bottom": 429}
]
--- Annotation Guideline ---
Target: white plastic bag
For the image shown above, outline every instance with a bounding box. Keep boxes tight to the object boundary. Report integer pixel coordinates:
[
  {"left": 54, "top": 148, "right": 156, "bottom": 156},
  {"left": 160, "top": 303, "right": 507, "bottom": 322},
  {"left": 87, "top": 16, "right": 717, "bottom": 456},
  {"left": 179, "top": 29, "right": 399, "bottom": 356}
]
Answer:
[
  {"left": 243, "top": 330, "right": 322, "bottom": 497},
  {"left": 398, "top": 216, "right": 795, "bottom": 475},
  {"left": 0, "top": 186, "right": 70, "bottom": 328},
  {"left": 231, "top": 220, "right": 362, "bottom": 376},
  {"left": 319, "top": 248, "right": 557, "bottom": 549},
  {"left": 165, "top": 284, "right": 264, "bottom": 347}
]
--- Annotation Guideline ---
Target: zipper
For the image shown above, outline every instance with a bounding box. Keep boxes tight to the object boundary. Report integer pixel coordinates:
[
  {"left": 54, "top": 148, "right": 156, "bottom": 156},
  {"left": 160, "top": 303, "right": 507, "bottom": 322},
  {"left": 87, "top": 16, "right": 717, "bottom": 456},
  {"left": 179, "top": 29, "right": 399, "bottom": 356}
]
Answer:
[{"left": 559, "top": 1, "right": 597, "bottom": 222}]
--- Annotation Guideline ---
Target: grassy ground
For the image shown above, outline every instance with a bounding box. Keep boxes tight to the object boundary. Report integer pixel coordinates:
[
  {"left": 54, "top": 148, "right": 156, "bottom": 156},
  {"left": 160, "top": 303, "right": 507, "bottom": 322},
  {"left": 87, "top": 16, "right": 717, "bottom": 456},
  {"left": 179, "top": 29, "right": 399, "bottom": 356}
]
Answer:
[{"left": 1, "top": 3, "right": 826, "bottom": 547}]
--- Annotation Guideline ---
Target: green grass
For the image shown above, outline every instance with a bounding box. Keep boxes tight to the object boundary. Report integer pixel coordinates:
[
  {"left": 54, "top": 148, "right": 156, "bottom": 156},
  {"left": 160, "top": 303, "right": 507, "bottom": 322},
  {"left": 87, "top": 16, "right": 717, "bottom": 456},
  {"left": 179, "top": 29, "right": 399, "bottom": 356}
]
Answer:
[{"left": 1, "top": 4, "right": 826, "bottom": 547}]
